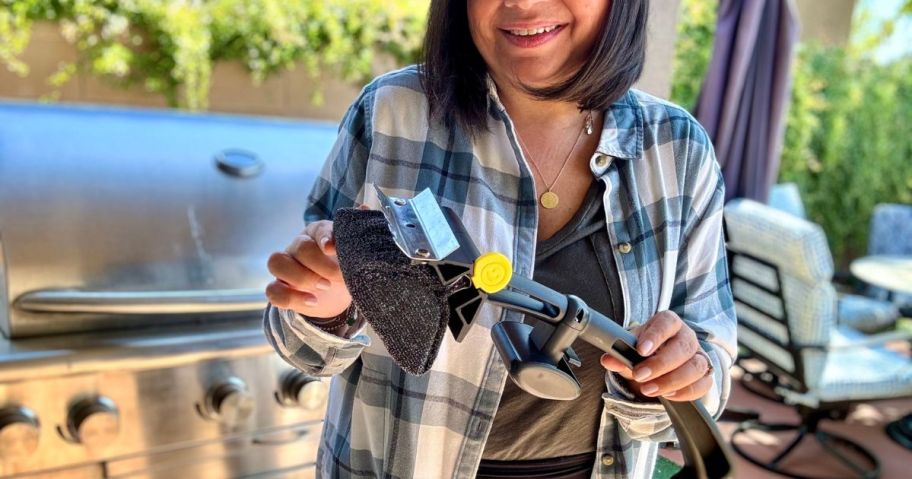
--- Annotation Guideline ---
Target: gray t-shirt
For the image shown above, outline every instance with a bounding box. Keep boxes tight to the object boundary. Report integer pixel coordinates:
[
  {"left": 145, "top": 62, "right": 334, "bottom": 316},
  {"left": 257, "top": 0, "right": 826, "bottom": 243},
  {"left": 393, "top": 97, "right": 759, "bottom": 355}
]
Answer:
[{"left": 481, "top": 180, "right": 625, "bottom": 461}]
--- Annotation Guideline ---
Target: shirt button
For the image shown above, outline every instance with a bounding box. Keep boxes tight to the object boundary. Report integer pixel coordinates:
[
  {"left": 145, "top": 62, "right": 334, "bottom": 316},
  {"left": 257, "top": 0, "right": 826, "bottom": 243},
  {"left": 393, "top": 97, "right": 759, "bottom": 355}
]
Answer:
[
  {"left": 595, "top": 155, "right": 610, "bottom": 168},
  {"left": 601, "top": 454, "right": 615, "bottom": 467},
  {"left": 618, "top": 242, "right": 632, "bottom": 254}
]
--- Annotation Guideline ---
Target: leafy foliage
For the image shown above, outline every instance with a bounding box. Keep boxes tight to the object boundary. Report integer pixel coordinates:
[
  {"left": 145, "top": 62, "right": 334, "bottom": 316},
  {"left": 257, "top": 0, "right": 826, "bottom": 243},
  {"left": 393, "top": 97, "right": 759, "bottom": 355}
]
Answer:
[
  {"left": 670, "top": 0, "right": 718, "bottom": 111},
  {"left": 779, "top": 45, "right": 912, "bottom": 263},
  {"left": 671, "top": 0, "right": 912, "bottom": 265},
  {"left": 0, "top": 0, "right": 427, "bottom": 108}
]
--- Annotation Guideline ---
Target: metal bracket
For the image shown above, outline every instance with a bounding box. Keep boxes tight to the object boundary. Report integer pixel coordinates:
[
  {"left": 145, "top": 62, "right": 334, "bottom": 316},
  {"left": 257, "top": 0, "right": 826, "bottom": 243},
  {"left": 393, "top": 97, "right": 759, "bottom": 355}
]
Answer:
[{"left": 375, "top": 186, "right": 459, "bottom": 262}]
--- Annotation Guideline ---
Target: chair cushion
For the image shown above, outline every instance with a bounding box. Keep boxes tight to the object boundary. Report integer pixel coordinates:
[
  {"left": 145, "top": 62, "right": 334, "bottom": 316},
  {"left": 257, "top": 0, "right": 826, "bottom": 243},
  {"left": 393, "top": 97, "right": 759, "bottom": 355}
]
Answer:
[
  {"left": 864, "top": 203, "right": 912, "bottom": 308},
  {"left": 838, "top": 294, "right": 900, "bottom": 333},
  {"left": 725, "top": 199, "right": 834, "bottom": 284},
  {"left": 726, "top": 199, "right": 837, "bottom": 389},
  {"left": 768, "top": 183, "right": 808, "bottom": 219},
  {"left": 816, "top": 327, "right": 912, "bottom": 402},
  {"left": 896, "top": 292, "right": 912, "bottom": 311},
  {"left": 864, "top": 288, "right": 912, "bottom": 312},
  {"left": 868, "top": 203, "right": 912, "bottom": 256}
]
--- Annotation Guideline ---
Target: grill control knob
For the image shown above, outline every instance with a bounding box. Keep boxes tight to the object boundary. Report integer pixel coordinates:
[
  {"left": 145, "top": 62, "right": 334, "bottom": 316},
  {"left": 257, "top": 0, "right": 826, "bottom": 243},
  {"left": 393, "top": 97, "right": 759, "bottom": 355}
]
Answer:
[
  {"left": 277, "top": 370, "right": 327, "bottom": 410},
  {"left": 64, "top": 396, "right": 119, "bottom": 449},
  {"left": 200, "top": 377, "right": 254, "bottom": 426},
  {"left": 0, "top": 406, "right": 40, "bottom": 461}
]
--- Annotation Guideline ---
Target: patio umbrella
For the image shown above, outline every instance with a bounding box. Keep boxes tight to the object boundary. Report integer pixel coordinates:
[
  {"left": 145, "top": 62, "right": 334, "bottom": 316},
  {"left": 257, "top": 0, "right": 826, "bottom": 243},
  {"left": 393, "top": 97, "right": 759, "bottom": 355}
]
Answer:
[{"left": 694, "top": 0, "right": 800, "bottom": 202}]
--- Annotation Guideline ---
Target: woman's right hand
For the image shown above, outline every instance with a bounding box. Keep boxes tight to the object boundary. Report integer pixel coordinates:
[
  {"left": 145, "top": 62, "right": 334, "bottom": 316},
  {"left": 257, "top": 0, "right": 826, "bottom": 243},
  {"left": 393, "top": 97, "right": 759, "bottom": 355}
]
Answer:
[{"left": 266, "top": 219, "right": 352, "bottom": 319}]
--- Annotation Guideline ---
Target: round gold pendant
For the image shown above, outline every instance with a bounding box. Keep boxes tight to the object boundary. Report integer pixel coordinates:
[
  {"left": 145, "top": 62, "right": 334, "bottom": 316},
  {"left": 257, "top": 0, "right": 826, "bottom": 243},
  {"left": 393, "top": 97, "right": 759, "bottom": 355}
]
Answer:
[{"left": 540, "top": 191, "right": 559, "bottom": 209}]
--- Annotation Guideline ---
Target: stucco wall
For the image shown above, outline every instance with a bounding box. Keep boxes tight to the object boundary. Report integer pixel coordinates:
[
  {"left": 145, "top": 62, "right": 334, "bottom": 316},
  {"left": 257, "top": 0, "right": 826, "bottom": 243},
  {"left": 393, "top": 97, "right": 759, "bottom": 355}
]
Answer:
[
  {"left": 638, "top": 0, "right": 683, "bottom": 100},
  {"left": 1, "top": 4, "right": 683, "bottom": 121},
  {"left": 794, "top": 0, "right": 857, "bottom": 46}
]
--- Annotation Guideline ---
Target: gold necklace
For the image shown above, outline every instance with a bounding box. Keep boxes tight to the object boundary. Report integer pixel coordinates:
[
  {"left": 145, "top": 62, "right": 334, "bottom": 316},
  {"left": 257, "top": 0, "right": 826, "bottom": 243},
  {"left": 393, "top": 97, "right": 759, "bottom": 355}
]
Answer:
[{"left": 516, "top": 111, "right": 594, "bottom": 209}]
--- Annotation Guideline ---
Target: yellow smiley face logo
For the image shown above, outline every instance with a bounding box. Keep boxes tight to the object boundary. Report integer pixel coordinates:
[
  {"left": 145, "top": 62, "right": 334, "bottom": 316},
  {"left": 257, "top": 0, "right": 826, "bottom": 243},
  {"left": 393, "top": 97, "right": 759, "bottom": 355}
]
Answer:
[{"left": 471, "top": 252, "right": 513, "bottom": 294}]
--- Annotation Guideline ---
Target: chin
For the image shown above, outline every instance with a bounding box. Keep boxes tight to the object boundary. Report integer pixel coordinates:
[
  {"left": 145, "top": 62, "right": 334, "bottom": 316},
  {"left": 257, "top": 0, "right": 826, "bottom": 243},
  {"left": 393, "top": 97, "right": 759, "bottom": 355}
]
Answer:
[
  {"left": 509, "top": 68, "right": 569, "bottom": 89},
  {"left": 500, "top": 55, "right": 577, "bottom": 90}
]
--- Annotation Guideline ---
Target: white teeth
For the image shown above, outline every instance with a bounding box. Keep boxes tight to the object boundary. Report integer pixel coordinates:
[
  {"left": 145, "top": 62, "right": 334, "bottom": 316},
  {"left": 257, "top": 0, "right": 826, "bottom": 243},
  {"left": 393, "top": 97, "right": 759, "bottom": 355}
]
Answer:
[{"left": 508, "top": 25, "right": 559, "bottom": 36}]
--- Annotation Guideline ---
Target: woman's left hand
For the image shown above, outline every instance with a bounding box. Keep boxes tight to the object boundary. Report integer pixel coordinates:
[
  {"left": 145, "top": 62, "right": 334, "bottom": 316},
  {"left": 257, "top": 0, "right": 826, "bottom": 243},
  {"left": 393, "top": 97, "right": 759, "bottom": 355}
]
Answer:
[{"left": 600, "top": 311, "right": 713, "bottom": 402}]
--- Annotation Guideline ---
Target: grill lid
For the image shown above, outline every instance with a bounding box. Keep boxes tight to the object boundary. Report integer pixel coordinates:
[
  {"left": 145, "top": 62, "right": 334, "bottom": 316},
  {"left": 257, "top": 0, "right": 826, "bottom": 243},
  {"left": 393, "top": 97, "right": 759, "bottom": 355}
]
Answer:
[{"left": 0, "top": 101, "right": 338, "bottom": 338}]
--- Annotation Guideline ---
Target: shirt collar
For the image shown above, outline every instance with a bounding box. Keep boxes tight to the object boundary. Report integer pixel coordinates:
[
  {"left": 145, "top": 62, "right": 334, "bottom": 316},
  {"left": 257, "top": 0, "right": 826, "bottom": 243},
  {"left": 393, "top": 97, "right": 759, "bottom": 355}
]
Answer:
[
  {"left": 486, "top": 76, "right": 643, "bottom": 161},
  {"left": 595, "top": 90, "right": 643, "bottom": 161}
]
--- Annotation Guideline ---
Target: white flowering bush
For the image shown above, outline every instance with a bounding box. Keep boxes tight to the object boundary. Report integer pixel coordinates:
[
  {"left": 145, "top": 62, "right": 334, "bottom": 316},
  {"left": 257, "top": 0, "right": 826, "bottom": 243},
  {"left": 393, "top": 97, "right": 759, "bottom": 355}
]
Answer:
[{"left": 0, "top": 0, "right": 427, "bottom": 109}]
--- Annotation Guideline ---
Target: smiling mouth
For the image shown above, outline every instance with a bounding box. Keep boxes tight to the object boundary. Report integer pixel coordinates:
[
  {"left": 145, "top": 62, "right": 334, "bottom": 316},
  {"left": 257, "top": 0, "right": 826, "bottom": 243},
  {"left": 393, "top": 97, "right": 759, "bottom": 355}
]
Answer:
[
  {"left": 499, "top": 24, "right": 566, "bottom": 48},
  {"left": 504, "top": 25, "right": 562, "bottom": 36}
]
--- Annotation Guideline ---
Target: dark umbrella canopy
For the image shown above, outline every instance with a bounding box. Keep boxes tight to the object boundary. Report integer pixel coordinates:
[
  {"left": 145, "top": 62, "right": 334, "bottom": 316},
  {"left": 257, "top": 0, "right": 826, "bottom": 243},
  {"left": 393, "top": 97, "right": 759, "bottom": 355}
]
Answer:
[{"left": 694, "top": 0, "right": 800, "bottom": 202}]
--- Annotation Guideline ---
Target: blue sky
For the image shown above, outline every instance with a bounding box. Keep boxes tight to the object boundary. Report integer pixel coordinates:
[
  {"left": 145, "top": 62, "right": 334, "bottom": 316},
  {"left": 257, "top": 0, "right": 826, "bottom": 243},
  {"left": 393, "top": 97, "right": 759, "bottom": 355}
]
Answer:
[{"left": 856, "top": 0, "right": 911, "bottom": 62}]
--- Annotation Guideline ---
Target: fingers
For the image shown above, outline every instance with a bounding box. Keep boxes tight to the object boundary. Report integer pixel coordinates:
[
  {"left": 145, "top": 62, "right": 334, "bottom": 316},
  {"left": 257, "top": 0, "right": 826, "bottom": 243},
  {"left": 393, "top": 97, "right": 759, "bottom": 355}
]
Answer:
[
  {"left": 267, "top": 221, "right": 344, "bottom": 294},
  {"left": 632, "top": 327, "right": 699, "bottom": 383},
  {"left": 267, "top": 252, "right": 333, "bottom": 292},
  {"left": 662, "top": 375, "right": 713, "bottom": 402},
  {"left": 265, "top": 279, "right": 318, "bottom": 310},
  {"left": 600, "top": 354, "right": 634, "bottom": 380},
  {"left": 284, "top": 233, "right": 344, "bottom": 282},
  {"left": 304, "top": 220, "right": 337, "bottom": 256},
  {"left": 267, "top": 214, "right": 369, "bottom": 319},
  {"left": 603, "top": 311, "right": 713, "bottom": 402},
  {"left": 635, "top": 311, "right": 682, "bottom": 356},
  {"left": 637, "top": 350, "right": 712, "bottom": 400},
  {"left": 300, "top": 205, "right": 370, "bottom": 256}
]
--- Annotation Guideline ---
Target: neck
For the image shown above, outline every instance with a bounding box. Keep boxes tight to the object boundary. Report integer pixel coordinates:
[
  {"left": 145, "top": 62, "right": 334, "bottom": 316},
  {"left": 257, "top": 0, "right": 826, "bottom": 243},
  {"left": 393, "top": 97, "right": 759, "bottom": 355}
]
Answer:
[{"left": 492, "top": 75, "right": 584, "bottom": 131}]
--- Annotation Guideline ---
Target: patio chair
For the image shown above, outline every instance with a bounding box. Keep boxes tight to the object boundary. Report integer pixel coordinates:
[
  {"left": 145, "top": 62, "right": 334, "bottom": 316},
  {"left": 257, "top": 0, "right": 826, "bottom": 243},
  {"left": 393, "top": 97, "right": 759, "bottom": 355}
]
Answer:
[
  {"left": 724, "top": 199, "right": 912, "bottom": 479},
  {"left": 767, "top": 183, "right": 900, "bottom": 333},
  {"left": 866, "top": 203, "right": 912, "bottom": 314},
  {"left": 768, "top": 182, "right": 807, "bottom": 219}
]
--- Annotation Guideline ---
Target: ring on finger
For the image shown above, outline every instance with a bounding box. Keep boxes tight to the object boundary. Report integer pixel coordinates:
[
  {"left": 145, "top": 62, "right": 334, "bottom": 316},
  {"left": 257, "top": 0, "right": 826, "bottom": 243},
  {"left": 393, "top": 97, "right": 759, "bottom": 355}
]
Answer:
[{"left": 694, "top": 349, "right": 714, "bottom": 378}]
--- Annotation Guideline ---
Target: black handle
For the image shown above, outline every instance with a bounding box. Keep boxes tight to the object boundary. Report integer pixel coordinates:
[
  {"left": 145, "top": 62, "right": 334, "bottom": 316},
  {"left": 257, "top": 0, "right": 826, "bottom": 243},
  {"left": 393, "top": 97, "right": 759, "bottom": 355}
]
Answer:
[
  {"left": 580, "top": 309, "right": 732, "bottom": 479},
  {"left": 494, "top": 279, "right": 733, "bottom": 479},
  {"left": 659, "top": 399, "right": 733, "bottom": 478}
]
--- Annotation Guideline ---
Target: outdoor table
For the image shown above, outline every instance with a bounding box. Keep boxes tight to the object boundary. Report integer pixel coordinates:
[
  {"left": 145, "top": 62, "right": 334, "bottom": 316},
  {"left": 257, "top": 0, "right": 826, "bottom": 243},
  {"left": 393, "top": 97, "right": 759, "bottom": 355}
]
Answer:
[
  {"left": 849, "top": 254, "right": 912, "bottom": 450},
  {"left": 850, "top": 255, "right": 912, "bottom": 298}
]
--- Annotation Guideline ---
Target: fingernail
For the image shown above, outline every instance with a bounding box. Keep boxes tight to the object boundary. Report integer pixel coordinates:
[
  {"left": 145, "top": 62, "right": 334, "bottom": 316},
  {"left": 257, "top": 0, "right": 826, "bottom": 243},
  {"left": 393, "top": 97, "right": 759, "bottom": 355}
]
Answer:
[
  {"left": 638, "top": 340, "right": 655, "bottom": 356},
  {"left": 641, "top": 383, "right": 659, "bottom": 396},
  {"left": 664, "top": 391, "right": 676, "bottom": 398},
  {"left": 320, "top": 237, "right": 330, "bottom": 248},
  {"left": 304, "top": 297, "right": 318, "bottom": 306},
  {"left": 633, "top": 367, "right": 652, "bottom": 382},
  {"left": 316, "top": 279, "right": 332, "bottom": 291}
]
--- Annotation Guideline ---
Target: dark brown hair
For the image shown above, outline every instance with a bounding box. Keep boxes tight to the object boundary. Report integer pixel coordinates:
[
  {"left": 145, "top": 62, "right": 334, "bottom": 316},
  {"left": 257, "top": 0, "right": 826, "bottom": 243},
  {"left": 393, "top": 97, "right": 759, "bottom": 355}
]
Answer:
[{"left": 420, "top": 0, "right": 649, "bottom": 134}]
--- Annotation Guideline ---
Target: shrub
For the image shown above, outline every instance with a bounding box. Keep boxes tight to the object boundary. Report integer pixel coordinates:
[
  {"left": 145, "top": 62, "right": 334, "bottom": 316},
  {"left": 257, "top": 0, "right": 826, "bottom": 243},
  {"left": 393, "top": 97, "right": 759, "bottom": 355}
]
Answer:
[
  {"left": 779, "top": 45, "right": 912, "bottom": 263},
  {"left": 0, "top": 0, "right": 427, "bottom": 109}
]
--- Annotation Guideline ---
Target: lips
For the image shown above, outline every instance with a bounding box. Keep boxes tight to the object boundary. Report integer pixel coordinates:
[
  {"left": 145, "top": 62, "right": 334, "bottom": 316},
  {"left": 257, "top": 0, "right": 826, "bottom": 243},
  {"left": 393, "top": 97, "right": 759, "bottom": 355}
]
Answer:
[{"left": 499, "top": 24, "right": 566, "bottom": 48}]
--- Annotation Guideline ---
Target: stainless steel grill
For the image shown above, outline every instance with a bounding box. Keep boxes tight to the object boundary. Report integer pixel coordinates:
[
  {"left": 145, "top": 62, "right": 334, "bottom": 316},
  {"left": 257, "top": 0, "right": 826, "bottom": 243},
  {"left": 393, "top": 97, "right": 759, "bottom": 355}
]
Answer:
[{"left": 0, "top": 101, "right": 336, "bottom": 478}]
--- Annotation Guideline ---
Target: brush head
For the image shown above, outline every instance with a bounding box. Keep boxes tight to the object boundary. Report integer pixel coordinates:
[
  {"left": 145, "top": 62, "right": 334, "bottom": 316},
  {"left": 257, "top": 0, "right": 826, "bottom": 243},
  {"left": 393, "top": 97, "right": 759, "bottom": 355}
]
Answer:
[{"left": 333, "top": 208, "right": 450, "bottom": 375}]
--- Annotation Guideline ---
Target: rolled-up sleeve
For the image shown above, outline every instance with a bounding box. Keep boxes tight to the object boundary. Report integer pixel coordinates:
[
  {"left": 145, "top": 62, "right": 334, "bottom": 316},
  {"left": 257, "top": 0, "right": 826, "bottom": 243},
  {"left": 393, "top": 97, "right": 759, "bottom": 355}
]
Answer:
[{"left": 264, "top": 305, "right": 371, "bottom": 377}]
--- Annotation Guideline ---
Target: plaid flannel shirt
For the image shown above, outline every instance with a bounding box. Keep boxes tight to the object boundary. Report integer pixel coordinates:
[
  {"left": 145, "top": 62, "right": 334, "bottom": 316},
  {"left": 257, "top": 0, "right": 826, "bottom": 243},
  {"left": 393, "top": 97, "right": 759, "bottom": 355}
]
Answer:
[{"left": 264, "top": 66, "right": 737, "bottom": 479}]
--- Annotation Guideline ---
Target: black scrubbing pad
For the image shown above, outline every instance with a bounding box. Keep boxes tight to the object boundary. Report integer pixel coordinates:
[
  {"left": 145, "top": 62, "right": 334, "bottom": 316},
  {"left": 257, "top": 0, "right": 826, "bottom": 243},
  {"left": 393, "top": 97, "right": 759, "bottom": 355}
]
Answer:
[{"left": 333, "top": 208, "right": 450, "bottom": 375}]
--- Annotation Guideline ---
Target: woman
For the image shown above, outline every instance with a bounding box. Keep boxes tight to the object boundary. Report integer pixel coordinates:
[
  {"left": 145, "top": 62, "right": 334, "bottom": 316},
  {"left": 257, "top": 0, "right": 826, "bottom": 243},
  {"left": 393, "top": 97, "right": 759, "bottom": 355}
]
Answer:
[{"left": 264, "top": 0, "right": 736, "bottom": 477}]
